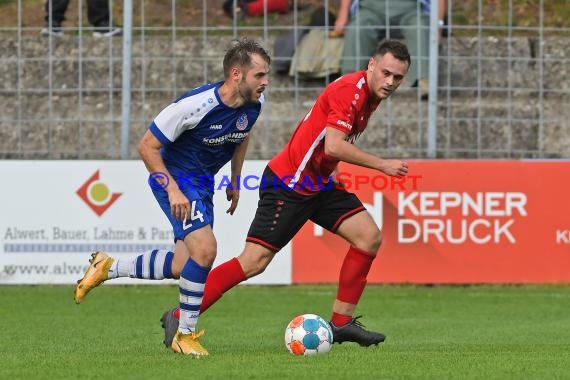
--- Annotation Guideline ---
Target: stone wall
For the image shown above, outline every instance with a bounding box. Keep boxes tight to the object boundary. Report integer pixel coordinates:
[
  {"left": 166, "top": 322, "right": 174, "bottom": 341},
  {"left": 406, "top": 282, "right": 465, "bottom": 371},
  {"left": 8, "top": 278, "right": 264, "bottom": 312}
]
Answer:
[{"left": 1, "top": 35, "right": 568, "bottom": 159}]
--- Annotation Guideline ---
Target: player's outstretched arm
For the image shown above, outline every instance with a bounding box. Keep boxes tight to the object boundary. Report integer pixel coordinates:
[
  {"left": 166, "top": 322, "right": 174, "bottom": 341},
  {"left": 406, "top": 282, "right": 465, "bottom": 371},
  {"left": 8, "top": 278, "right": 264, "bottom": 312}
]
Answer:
[{"left": 324, "top": 126, "right": 408, "bottom": 177}]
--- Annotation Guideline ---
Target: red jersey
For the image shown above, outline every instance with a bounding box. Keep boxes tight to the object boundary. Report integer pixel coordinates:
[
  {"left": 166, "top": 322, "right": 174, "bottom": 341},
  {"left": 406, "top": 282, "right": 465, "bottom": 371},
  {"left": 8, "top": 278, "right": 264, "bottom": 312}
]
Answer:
[{"left": 268, "top": 70, "right": 381, "bottom": 194}]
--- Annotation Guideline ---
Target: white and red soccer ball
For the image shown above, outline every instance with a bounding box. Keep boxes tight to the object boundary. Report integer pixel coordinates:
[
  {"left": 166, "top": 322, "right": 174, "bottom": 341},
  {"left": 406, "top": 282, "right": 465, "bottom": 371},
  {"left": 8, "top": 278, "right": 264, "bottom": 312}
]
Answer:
[{"left": 284, "top": 314, "right": 333, "bottom": 356}]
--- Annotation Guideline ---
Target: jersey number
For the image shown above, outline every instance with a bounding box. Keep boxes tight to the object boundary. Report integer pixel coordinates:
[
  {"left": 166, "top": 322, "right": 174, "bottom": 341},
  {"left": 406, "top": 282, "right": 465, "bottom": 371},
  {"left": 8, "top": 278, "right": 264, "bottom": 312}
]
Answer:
[{"left": 182, "top": 200, "right": 205, "bottom": 230}]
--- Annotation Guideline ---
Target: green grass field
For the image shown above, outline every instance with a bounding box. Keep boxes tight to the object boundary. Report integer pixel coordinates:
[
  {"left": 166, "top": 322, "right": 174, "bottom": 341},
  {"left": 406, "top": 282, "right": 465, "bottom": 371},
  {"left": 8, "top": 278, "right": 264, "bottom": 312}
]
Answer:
[{"left": 1, "top": 284, "right": 570, "bottom": 379}]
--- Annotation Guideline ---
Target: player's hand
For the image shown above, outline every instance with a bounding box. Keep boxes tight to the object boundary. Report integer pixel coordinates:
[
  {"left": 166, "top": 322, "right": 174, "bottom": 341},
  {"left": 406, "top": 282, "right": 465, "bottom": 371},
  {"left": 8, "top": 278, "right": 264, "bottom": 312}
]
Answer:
[
  {"left": 226, "top": 188, "right": 240, "bottom": 215},
  {"left": 331, "top": 166, "right": 347, "bottom": 188},
  {"left": 167, "top": 188, "right": 190, "bottom": 220},
  {"left": 379, "top": 159, "right": 409, "bottom": 177}
]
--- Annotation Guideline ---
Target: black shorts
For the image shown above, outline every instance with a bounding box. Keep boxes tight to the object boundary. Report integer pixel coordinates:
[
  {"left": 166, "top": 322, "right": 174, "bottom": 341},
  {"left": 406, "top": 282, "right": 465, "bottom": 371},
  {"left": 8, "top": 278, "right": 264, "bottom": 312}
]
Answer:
[{"left": 246, "top": 167, "right": 366, "bottom": 252}]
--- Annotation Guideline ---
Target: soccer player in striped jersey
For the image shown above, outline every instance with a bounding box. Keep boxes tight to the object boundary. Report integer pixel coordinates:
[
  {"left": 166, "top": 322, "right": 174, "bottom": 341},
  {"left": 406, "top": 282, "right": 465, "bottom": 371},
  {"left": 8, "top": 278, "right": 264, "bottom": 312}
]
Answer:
[
  {"left": 73, "top": 38, "right": 270, "bottom": 358},
  {"left": 160, "top": 40, "right": 411, "bottom": 348}
]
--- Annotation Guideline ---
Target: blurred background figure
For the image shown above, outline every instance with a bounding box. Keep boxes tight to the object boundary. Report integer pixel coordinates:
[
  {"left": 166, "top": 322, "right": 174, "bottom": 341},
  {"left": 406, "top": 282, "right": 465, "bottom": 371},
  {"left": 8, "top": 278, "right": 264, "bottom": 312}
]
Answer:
[
  {"left": 41, "top": 0, "right": 122, "bottom": 37},
  {"left": 223, "top": 0, "right": 290, "bottom": 18},
  {"left": 334, "top": 0, "right": 447, "bottom": 99}
]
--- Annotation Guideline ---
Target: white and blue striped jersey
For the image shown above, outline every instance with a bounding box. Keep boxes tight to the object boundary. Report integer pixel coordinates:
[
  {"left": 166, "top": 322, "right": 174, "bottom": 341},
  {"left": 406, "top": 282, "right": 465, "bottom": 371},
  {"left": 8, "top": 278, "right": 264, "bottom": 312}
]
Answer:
[{"left": 149, "top": 81, "right": 265, "bottom": 178}]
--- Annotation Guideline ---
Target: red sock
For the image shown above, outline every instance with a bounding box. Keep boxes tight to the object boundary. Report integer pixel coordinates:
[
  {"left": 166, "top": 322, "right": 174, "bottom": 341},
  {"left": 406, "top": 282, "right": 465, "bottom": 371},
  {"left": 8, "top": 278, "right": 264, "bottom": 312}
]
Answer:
[
  {"left": 330, "top": 312, "right": 353, "bottom": 327},
  {"left": 201, "top": 257, "right": 246, "bottom": 312},
  {"left": 332, "top": 246, "right": 375, "bottom": 325},
  {"left": 172, "top": 257, "right": 246, "bottom": 319}
]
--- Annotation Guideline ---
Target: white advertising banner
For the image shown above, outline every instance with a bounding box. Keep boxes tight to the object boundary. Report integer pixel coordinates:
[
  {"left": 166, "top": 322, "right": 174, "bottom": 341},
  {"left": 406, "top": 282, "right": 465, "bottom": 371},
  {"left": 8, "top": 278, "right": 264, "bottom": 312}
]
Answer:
[{"left": 0, "top": 160, "right": 291, "bottom": 285}]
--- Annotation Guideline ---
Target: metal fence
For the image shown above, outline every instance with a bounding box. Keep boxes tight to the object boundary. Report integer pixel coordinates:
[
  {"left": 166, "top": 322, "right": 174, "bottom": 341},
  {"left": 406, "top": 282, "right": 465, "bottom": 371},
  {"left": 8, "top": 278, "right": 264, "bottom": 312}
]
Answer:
[{"left": 0, "top": 0, "right": 568, "bottom": 159}]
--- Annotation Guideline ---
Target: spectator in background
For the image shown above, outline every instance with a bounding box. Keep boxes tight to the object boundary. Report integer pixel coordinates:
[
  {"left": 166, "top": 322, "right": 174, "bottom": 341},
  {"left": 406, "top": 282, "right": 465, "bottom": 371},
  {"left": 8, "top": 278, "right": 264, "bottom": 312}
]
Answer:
[
  {"left": 223, "top": 0, "right": 289, "bottom": 18},
  {"left": 41, "top": 0, "right": 122, "bottom": 37},
  {"left": 334, "top": 0, "right": 447, "bottom": 99}
]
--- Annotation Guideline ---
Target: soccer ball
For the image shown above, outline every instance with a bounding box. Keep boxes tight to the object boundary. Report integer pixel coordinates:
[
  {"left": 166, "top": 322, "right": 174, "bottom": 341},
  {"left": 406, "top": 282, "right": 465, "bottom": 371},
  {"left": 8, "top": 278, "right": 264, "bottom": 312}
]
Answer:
[{"left": 284, "top": 314, "right": 333, "bottom": 356}]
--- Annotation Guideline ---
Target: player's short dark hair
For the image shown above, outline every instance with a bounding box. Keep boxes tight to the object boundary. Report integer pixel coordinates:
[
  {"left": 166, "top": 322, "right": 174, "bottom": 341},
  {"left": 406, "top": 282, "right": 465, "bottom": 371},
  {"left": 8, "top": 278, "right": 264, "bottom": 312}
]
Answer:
[
  {"left": 375, "top": 40, "right": 411, "bottom": 67},
  {"left": 223, "top": 38, "right": 271, "bottom": 78}
]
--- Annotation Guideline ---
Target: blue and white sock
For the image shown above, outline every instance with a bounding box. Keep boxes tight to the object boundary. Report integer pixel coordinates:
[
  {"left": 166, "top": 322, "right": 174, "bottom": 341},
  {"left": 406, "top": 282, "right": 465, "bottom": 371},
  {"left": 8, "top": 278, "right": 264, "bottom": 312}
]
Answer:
[
  {"left": 178, "top": 257, "right": 210, "bottom": 334},
  {"left": 107, "top": 250, "right": 174, "bottom": 279}
]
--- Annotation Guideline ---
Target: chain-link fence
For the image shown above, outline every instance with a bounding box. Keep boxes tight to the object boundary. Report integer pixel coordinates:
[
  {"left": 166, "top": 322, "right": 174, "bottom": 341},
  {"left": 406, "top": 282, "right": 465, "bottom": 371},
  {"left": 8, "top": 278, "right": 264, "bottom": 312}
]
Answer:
[{"left": 0, "top": 0, "right": 568, "bottom": 159}]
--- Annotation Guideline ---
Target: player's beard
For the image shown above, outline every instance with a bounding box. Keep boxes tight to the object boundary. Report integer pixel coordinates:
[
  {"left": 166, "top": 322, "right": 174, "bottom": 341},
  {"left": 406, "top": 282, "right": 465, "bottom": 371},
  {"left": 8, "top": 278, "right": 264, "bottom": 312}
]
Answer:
[{"left": 238, "top": 79, "right": 259, "bottom": 104}]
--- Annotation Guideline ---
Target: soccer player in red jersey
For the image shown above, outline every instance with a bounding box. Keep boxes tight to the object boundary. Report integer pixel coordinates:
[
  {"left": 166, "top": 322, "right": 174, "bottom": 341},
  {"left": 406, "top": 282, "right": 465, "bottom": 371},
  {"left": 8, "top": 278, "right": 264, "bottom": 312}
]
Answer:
[{"left": 161, "top": 39, "right": 411, "bottom": 347}]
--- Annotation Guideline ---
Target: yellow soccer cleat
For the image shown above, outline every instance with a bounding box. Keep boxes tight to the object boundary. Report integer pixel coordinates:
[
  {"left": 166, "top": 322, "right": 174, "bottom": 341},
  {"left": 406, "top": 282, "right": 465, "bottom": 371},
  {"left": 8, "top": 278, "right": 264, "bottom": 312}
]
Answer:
[
  {"left": 171, "top": 330, "right": 209, "bottom": 357},
  {"left": 74, "top": 251, "right": 114, "bottom": 304}
]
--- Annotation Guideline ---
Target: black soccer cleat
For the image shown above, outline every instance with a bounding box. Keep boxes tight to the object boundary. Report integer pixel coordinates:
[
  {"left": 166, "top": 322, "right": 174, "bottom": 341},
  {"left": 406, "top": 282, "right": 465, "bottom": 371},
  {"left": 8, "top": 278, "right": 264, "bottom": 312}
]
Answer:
[
  {"left": 329, "top": 316, "right": 386, "bottom": 347},
  {"left": 160, "top": 308, "right": 179, "bottom": 348}
]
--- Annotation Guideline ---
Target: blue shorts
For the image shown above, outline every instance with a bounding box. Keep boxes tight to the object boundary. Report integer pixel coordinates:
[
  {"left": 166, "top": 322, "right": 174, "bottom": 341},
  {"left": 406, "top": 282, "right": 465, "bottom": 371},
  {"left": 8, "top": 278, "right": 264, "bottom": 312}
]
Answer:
[{"left": 152, "top": 185, "right": 214, "bottom": 242}]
